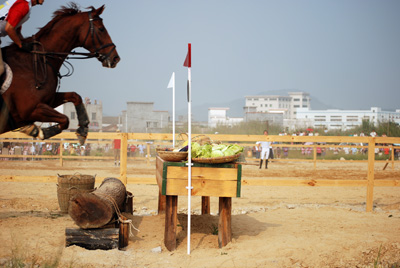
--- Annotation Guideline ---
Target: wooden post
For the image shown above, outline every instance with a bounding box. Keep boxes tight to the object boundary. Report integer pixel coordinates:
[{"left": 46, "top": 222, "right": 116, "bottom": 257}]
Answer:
[
  {"left": 59, "top": 141, "right": 63, "bottom": 167},
  {"left": 120, "top": 133, "right": 128, "bottom": 185},
  {"left": 123, "top": 191, "right": 133, "bottom": 214},
  {"left": 201, "top": 196, "right": 210, "bottom": 215},
  {"left": 391, "top": 145, "right": 395, "bottom": 170},
  {"left": 313, "top": 145, "right": 317, "bottom": 170},
  {"left": 118, "top": 215, "right": 129, "bottom": 249},
  {"left": 164, "top": 195, "right": 178, "bottom": 251},
  {"left": 146, "top": 144, "right": 151, "bottom": 166},
  {"left": 366, "top": 138, "right": 375, "bottom": 212},
  {"left": 218, "top": 197, "right": 232, "bottom": 248}
]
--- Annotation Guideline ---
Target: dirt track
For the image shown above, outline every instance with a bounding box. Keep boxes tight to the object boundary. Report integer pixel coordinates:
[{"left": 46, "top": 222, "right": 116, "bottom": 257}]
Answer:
[{"left": 0, "top": 159, "right": 399, "bottom": 267}]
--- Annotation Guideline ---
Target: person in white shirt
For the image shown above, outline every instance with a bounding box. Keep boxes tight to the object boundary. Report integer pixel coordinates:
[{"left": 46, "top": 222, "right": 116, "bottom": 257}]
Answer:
[{"left": 256, "top": 130, "right": 271, "bottom": 169}]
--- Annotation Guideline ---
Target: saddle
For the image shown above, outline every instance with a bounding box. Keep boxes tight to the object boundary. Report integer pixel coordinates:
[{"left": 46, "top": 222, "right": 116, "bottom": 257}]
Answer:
[{"left": 0, "top": 62, "right": 12, "bottom": 95}]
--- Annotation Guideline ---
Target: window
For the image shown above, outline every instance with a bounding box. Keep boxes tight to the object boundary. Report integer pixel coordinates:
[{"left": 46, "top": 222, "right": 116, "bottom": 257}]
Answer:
[
  {"left": 294, "top": 105, "right": 300, "bottom": 108},
  {"left": 302, "top": 105, "right": 308, "bottom": 108},
  {"left": 92, "top": 113, "right": 96, "bottom": 120},
  {"left": 346, "top": 116, "right": 358, "bottom": 122},
  {"left": 331, "top": 116, "right": 342, "bottom": 122},
  {"left": 302, "top": 98, "right": 308, "bottom": 102},
  {"left": 293, "top": 98, "right": 300, "bottom": 101},
  {"left": 146, "top": 122, "right": 151, "bottom": 127},
  {"left": 260, "top": 104, "right": 263, "bottom": 107},
  {"left": 269, "top": 104, "right": 272, "bottom": 107},
  {"left": 71, "top": 112, "right": 76, "bottom": 120}
]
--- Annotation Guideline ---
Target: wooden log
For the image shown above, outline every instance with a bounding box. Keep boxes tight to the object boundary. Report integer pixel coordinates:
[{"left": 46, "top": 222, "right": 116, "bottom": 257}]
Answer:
[
  {"left": 65, "top": 228, "right": 119, "bottom": 250},
  {"left": 164, "top": 195, "right": 178, "bottom": 251},
  {"left": 218, "top": 197, "right": 232, "bottom": 248},
  {"left": 69, "top": 177, "right": 126, "bottom": 229}
]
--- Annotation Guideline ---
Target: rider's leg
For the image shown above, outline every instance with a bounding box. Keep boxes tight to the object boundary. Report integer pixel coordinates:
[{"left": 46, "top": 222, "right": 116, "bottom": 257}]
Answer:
[{"left": 0, "top": 44, "right": 5, "bottom": 77}]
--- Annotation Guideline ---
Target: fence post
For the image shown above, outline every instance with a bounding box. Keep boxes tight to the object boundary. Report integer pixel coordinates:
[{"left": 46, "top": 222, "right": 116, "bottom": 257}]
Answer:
[
  {"left": 59, "top": 141, "right": 63, "bottom": 167},
  {"left": 313, "top": 145, "right": 317, "bottom": 170},
  {"left": 366, "top": 137, "right": 375, "bottom": 212},
  {"left": 120, "top": 133, "right": 128, "bottom": 185},
  {"left": 146, "top": 144, "right": 150, "bottom": 166},
  {"left": 391, "top": 145, "right": 395, "bottom": 170}
]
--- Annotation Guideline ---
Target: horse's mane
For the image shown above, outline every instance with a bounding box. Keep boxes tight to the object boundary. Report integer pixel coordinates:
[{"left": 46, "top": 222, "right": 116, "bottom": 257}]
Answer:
[{"left": 34, "top": 2, "right": 96, "bottom": 39}]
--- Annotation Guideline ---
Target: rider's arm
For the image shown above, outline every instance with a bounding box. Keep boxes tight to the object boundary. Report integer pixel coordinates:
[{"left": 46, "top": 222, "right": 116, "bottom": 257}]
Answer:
[{"left": 5, "top": 22, "right": 23, "bottom": 48}]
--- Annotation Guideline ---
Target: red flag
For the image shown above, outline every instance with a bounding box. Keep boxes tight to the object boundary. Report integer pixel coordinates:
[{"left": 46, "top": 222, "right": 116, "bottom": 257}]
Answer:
[{"left": 183, "top": 43, "right": 191, "bottom": 67}]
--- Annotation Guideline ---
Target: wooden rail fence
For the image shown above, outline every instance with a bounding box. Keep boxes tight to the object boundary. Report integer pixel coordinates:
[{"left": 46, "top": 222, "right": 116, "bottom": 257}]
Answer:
[{"left": 1, "top": 132, "right": 399, "bottom": 212}]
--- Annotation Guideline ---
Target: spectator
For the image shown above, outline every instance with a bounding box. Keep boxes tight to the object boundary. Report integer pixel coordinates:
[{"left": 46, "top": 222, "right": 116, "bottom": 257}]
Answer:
[{"left": 113, "top": 129, "right": 121, "bottom": 166}]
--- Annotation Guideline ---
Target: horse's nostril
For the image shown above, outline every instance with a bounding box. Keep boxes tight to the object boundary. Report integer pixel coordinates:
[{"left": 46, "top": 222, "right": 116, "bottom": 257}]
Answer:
[{"left": 114, "top": 56, "right": 120, "bottom": 63}]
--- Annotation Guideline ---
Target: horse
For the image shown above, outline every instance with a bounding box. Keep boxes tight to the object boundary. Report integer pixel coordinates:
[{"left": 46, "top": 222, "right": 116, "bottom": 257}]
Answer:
[{"left": 0, "top": 3, "right": 120, "bottom": 144}]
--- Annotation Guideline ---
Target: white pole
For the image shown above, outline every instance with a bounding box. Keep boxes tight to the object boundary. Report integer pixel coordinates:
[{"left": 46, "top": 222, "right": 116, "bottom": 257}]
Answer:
[
  {"left": 172, "top": 72, "right": 176, "bottom": 148},
  {"left": 186, "top": 66, "right": 192, "bottom": 255}
]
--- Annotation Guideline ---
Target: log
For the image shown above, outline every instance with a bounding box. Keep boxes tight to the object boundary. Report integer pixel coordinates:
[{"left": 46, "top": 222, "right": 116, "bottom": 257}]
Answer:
[
  {"left": 65, "top": 228, "right": 119, "bottom": 250},
  {"left": 69, "top": 177, "right": 126, "bottom": 229}
]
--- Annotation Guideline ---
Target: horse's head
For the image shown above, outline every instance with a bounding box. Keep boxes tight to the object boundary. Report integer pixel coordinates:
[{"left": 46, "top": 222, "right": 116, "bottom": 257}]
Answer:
[{"left": 81, "top": 5, "right": 120, "bottom": 68}]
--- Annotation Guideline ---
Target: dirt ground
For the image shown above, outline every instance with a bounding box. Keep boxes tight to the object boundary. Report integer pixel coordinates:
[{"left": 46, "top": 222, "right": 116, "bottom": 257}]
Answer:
[{"left": 0, "top": 159, "right": 399, "bottom": 268}]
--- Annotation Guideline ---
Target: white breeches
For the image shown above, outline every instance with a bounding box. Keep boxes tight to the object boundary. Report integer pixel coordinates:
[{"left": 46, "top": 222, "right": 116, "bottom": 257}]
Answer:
[{"left": 260, "top": 148, "right": 270, "bottom": 160}]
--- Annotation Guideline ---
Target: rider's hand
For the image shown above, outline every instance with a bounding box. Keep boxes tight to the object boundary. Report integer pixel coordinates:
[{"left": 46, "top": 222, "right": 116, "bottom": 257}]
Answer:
[{"left": 20, "top": 42, "right": 34, "bottom": 52}]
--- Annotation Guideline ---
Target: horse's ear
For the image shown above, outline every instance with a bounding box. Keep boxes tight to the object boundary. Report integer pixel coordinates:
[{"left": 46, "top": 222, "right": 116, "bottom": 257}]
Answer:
[{"left": 93, "top": 5, "right": 105, "bottom": 16}]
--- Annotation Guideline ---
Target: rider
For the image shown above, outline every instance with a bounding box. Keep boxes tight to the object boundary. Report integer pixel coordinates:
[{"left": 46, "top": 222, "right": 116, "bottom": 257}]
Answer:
[{"left": 0, "top": 0, "right": 44, "bottom": 76}]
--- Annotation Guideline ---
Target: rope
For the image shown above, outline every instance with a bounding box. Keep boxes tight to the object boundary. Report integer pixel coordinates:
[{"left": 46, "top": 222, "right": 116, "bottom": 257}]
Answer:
[{"left": 95, "top": 192, "right": 140, "bottom": 237}]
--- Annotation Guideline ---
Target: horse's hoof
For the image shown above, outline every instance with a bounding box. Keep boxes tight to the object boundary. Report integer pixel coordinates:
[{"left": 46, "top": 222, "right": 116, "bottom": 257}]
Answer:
[
  {"left": 76, "top": 133, "right": 87, "bottom": 145},
  {"left": 37, "top": 128, "right": 44, "bottom": 140}
]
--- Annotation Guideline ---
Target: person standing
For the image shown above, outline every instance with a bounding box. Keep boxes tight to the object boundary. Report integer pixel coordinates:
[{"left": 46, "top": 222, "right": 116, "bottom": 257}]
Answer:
[
  {"left": 113, "top": 129, "right": 121, "bottom": 166},
  {"left": 0, "top": 0, "right": 45, "bottom": 76},
  {"left": 256, "top": 130, "right": 271, "bottom": 169}
]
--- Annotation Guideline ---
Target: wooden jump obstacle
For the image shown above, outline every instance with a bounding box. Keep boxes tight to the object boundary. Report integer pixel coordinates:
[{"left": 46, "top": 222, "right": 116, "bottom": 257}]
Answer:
[
  {"left": 65, "top": 177, "right": 134, "bottom": 250},
  {"left": 156, "top": 156, "right": 242, "bottom": 251}
]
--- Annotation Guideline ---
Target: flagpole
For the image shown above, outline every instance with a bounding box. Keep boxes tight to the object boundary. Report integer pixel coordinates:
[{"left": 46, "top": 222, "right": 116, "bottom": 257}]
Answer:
[
  {"left": 172, "top": 72, "right": 176, "bottom": 148},
  {"left": 183, "top": 43, "right": 192, "bottom": 255},
  {"left": 167, "top": 72, "right": 176, "bottom": 148}
]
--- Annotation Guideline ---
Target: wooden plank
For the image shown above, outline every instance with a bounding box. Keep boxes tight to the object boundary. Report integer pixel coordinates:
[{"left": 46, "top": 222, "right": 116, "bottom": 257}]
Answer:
[
  {"left": 218, "top": 197, "right": 232, "bottom": 248},
  {"left": 167, "top": 166, "right": 238, "bottom": 181},
  {"left": 366, "top": 140, "right": 376, "bottom": 212},
  {"left": 242, "top": 179, "right": 368, "bottom": 187},
  {"left": 164, "top": 195, "right": 178, "bottom": 251},
  {"left": 158, "top": 189, "right": 166, "bottom": 214},
  {"left": 165, "top": 178, "right": 238, "bottom": 197},
  {"left": 155, "top": 156, "right": 164, "bottom": 188},
  {"left": 374, "top": 180, "right": 400, "bottom": 187},
  {"left": 65, "top": 228, "right": 119, "bottom": 250},
  {"left": 201, "top": 196, "right": 210, "bottom": 215}
]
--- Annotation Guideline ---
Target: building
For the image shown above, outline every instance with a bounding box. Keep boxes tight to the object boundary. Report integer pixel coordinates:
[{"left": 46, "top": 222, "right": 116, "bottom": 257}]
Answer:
[
  {"left": 296, "top": 107, "right": 400, "bottom": 131},
  {"left": 208, "top": 107, "right": 243, "bottom": 128},
  {"left": 244, "top": 92, "right": 311, "bottom": 120},
  {"left": 121, "top": 102, "right": 169, "bottom": 133},
  {"left": 57, "top": 98, "right": 103, "bottom": 132}
]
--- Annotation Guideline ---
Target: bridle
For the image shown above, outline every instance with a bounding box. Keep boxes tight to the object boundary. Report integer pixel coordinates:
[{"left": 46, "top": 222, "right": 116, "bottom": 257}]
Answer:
[
  {"left": 31, "top": 10, "right": 117, "bottom": 88},
  {"left": 82, "top": 11, "right": 116, "bottom": 64}
]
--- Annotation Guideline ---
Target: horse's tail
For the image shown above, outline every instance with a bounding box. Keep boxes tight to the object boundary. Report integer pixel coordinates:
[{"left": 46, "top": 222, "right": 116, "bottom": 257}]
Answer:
[{"left": 0, "top": 94, "right": 17, "bottom": 133}]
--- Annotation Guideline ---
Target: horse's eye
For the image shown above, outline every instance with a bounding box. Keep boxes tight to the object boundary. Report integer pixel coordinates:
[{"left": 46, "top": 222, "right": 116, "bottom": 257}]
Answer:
[{"left": 99, "top": 27, "right": 105, "bottom": 32}]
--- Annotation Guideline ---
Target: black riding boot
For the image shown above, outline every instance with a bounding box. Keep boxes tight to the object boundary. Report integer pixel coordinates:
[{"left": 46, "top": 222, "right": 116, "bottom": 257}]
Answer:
[
  {"left": 265, "top": 159, "right": 268, "bottom": 169},
  {"left": 259, "top": 159, "right": 263, "bottom": 169}
]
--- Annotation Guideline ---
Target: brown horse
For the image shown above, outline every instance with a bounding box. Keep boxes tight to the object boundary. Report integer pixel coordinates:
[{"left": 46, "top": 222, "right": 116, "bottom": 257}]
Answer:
[{"left": 0, "top": 3, "right": 120, "bottom": 144}]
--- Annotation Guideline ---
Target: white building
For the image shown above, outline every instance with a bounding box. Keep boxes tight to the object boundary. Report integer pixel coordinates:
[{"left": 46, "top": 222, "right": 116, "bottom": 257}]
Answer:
[
  {"left": 296, "top": 107, "right": 400, "bottom": 131},
  {"left": 208, "top": 107, "right": 243, "bottom": 128},
  {"left": 244, "top": 92, "right": 311, "bottom": 120}
]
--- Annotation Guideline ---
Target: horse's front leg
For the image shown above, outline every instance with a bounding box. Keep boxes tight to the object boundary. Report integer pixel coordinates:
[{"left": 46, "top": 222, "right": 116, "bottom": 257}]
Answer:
[
  {"left": 53, "top": 92, "right": 90, "bottom": 145},
  {"left": 23, "top": 103, "right": 70, "bottom": 139}
]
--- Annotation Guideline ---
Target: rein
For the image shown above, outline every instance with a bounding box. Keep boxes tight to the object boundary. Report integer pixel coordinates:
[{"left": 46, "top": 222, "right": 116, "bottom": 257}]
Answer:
[{"left": 29, "top": 10, "right": 116, "bottom": 89}]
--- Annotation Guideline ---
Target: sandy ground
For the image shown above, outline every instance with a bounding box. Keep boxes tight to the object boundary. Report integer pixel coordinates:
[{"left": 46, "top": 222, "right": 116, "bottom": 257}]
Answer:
[{"left": 0, "top": 159, "right": 399, "bottom": 268}]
